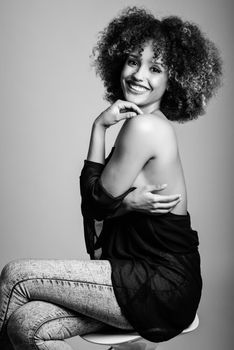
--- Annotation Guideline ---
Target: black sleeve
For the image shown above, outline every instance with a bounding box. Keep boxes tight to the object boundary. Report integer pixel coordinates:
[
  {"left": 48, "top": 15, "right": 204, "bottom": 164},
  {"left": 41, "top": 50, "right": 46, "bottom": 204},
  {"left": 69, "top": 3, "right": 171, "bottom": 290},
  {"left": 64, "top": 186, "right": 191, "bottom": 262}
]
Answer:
[{"left": 80, "top": 160, "right": 135, "bottom": 221}]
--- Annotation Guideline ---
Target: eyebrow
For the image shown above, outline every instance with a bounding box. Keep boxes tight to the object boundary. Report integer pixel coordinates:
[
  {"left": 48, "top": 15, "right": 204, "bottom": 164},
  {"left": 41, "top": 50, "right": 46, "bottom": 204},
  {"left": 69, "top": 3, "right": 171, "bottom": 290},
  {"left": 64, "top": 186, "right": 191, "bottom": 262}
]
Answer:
[{"left": 128, "top": 54, "right": 139, "bottom": 59}]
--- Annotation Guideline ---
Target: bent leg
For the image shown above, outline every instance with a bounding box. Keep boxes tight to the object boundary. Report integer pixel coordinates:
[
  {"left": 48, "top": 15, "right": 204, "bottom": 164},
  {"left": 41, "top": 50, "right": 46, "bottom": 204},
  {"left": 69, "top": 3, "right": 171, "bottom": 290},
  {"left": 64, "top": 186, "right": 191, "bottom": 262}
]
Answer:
[
  {"left": 0, "top": 259, "right": 132, "bottom": 343},
  {"left": 8, "top": 300, "right": 112, "bottom": 350}
]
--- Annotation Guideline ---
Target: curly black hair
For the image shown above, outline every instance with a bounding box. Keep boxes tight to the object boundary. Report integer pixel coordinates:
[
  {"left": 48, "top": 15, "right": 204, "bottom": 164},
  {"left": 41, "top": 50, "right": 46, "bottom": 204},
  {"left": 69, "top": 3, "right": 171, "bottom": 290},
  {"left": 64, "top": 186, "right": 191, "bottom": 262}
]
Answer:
[{"left": 92, "top": 7, "right": 223, "bottom": 122}]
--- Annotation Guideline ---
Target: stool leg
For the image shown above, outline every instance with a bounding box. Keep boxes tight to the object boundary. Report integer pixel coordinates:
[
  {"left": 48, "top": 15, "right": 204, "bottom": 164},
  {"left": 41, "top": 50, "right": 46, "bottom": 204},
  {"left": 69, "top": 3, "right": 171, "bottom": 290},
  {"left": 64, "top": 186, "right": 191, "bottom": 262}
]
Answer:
[{"left": 111, "top": 339, "right": 159, "bottom": 350}]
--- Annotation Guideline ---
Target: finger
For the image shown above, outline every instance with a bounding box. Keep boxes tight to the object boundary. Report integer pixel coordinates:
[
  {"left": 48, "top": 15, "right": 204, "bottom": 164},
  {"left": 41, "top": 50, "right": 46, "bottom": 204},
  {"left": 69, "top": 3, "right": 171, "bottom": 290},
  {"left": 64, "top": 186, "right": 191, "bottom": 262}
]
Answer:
[
  {"left": 143, "top": 185, "right": 160, "bottom": 192},
  {"left": 128, "top": 103, "right": 143, "bottom": 115},
  {"left": 153, "top": 194, "right": 181, "bottom": 203},
  {"left": 118, "top": 101, "right": 143, "bottom": 115},
  {"left": 119, "top": 112, "right": 138, "bottom": 120},
  {"left": 148, "top": 184, "right": 167, "bottom": 193},
  {"left": 153, "top": 199, "right": 181, "bottom": 210},
  {"left": 150, "top": 209, "right": 169, "bottom": 214}
]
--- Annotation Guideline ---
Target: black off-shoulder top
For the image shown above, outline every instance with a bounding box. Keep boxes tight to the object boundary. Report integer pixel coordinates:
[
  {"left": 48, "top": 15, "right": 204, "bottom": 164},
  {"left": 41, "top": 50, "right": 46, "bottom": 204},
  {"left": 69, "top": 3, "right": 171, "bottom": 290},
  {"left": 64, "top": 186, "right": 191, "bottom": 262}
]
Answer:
[{"left": 79, "top": 148, "right": 202, "bottom": 342}]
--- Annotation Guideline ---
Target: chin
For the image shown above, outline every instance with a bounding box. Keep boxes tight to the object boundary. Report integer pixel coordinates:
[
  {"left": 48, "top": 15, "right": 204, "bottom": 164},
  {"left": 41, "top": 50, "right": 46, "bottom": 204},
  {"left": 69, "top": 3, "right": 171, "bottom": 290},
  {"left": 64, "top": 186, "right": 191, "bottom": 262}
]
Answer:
[{"left": 124, "top": 93, "right": 146, "bottom": 106}]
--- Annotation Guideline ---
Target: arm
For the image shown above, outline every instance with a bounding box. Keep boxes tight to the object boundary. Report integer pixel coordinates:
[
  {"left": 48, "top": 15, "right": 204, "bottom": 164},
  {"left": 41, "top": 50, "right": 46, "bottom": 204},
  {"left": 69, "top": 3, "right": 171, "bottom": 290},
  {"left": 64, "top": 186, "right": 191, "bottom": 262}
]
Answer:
[
  {"left": 86, "top": 122, "right": 106, "bottom": 165},
  {"left": 80, "top": 159, "right": 136, "bottom": 220},
  {"left": 80, "top": 100, "right": 142, "bottom": 220},
  {"left": 86, "top": 100, "right": 142, "bottom": 164},
  {"left": 100, "top": 116, "right": 156, "bottom": 197},
  {"left": 80, "top": 101, "right": 181, "bottom": 220},
  {"left": 112, "top": 185, "right": 181, "bottom": 217},
  {"left": 100, "top": 115, "right": 181, "bottom": 216}
]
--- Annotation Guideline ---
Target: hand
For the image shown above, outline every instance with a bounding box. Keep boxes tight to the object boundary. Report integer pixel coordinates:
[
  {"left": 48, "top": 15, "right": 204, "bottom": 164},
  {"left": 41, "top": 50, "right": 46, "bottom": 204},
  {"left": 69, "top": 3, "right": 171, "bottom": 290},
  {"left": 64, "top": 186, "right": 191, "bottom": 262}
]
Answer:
[
  {"left": 123, "top": 184, "right": 181, "bottom": 215},
  {"left": 95, "top": 100, "right": 143, "bottom": 128}
]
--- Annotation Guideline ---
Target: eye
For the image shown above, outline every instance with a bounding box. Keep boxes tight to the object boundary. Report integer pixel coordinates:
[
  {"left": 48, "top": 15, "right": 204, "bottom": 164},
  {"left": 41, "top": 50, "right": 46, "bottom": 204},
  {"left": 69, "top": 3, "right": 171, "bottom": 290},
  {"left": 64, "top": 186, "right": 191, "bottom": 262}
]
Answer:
[
  {"left": 151, "top": 66, "right": 161, "bottom": 73},
  {"left": 127, "top": 58, "right": 138, "bottom": 66}
]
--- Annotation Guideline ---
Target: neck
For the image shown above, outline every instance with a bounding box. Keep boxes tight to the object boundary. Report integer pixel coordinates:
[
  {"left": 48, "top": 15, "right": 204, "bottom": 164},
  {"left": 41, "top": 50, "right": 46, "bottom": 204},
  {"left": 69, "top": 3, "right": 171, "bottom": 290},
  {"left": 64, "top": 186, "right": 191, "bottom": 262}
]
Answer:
[{"left": 140, "top": 102, "right": 160, "bottom": 114}]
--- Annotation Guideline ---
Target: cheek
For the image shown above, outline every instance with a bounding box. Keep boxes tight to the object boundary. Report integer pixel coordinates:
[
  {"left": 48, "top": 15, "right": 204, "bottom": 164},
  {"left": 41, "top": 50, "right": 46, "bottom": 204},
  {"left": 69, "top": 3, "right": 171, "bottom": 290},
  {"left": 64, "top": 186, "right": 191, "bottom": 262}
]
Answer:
[
  {"left": 121, "top": 65, "right": 131, "bottom": 80},
  {"left": 120, "top": 66, "right": 127, "bottom": 85},
  {"left": 120, "top": 71, "right": 125, "bottom": 91},
  {"left": 160, "top": 80, "right": 168, "bottom": 95},
  {"left": 154, "top": 76, "right": 168, "bottom": 94},
  {"left": 120, "top": 66, "right": 133, "bottom": 92},
  {"left": 162, "top": 74, "right": 169, "bottom": 90}
]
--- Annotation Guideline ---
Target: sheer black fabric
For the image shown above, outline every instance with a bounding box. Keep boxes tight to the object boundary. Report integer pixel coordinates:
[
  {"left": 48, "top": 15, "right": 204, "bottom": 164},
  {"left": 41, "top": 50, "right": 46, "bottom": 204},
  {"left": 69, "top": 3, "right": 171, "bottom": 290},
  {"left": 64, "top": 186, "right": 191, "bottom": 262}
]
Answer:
[
  {"left": 79, "top": 149, "right": 202, "bottom": 342},
  {"left": 80, "top": 154, "right": 135, "bottom": 258}
]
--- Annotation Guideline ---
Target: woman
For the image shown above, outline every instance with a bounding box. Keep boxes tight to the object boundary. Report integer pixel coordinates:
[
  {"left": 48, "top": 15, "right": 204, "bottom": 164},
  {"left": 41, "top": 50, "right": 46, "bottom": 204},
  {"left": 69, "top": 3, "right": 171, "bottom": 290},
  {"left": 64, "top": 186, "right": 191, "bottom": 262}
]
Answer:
[{"left": 0, "top": 7, "right": 222, "bottom": 349}]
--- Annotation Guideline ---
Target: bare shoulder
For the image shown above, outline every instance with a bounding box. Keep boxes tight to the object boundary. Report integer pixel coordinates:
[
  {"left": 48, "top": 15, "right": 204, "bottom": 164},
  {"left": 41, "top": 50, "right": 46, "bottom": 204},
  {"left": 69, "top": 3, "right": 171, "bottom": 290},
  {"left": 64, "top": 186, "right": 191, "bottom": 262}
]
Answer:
[
  {"left": 116, "top": 111, "right": 176, "bottom": 146},
  {"left": 139, "top": 112, "right": 175, "bottom": 134}
]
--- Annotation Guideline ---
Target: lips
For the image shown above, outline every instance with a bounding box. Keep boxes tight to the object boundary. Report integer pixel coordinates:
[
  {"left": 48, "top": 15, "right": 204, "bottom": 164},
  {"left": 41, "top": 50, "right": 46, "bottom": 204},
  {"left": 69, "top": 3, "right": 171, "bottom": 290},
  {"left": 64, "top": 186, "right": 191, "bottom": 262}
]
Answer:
[{"left": 126, "top": 81, "right": 150, "bottom": 94}]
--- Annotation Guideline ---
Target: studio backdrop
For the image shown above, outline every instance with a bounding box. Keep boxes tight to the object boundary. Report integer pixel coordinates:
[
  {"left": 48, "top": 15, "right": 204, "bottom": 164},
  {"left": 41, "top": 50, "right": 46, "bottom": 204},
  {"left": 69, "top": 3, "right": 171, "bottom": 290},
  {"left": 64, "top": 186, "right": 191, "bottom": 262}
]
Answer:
[{"left": 0, "top": 1, "right": 233, "bottom": 349}]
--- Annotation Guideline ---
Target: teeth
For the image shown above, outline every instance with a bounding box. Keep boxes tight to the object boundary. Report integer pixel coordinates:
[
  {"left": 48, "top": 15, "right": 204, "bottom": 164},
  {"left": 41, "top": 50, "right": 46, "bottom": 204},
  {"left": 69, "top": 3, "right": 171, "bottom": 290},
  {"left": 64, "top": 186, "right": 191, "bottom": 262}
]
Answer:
[{"left": 129, "top": 83, "right": 149, "bottom": 92}]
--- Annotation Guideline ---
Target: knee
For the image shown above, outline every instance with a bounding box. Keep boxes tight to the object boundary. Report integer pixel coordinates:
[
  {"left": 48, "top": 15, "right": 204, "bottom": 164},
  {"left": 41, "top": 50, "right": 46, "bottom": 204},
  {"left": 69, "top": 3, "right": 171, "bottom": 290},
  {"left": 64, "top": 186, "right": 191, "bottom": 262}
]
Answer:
[
  {"left": 7, "top": 301, "right": 68, "bottom": 347},
  {"left": 7, "top": 303, "right": 36, "bottom": 347},
  {"left": 7, "top": 307, "right": 25, "bottom": 346},
  {"left": 0, "top": 260, "right": 20, "bottom": 285},
  {"left": 0, "top": 259, "right": 31, "bottom": 286},
  {"left": 7, "top": 301, "right": 47, "bottom": 346}
]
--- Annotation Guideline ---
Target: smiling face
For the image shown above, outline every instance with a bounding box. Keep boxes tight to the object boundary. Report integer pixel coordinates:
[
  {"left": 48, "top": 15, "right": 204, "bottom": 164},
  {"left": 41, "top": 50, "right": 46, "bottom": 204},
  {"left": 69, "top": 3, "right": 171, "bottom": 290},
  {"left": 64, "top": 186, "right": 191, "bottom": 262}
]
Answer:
[{"left": 120, "top": 41, "right": 168, "bottom": 114}]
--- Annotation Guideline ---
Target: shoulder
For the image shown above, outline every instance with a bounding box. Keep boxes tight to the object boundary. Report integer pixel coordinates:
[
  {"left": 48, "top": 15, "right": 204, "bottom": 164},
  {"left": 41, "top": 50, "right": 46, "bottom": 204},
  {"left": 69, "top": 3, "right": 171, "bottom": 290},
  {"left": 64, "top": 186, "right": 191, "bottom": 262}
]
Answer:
[
  {"left": 116, "top": 112, "right": 176, "bottom": 146},
  {"left": 128, "top": 112, "right": 174, "bottom": 134}
]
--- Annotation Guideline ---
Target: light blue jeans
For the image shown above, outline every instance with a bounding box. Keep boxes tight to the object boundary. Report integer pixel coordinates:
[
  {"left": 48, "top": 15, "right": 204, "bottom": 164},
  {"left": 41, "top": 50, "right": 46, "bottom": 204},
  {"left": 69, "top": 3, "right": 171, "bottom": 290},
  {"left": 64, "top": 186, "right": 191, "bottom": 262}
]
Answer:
[{"left": 0, "top": 259, "right": 133, "bottom": 349}]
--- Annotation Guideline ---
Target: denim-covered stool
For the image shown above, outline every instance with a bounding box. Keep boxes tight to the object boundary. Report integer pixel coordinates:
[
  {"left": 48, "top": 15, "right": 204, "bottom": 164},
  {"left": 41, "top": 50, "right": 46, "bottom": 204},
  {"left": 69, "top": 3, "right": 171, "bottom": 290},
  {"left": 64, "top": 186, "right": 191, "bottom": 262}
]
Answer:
[{"left": 81, "top": 314, "right": 199, "bottom": 349}]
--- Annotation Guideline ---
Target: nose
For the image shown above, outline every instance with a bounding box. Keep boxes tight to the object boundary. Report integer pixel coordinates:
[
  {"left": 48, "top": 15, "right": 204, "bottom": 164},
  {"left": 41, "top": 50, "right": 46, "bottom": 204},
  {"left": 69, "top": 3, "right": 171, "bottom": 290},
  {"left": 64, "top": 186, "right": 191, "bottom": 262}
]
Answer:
[{"left": 132, "top": 65, "right": 147, "bottom": 81}]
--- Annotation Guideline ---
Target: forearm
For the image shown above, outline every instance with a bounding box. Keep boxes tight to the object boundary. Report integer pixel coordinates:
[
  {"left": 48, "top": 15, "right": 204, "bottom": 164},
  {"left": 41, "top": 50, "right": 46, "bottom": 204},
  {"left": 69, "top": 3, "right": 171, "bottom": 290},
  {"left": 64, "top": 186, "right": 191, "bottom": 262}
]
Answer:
[
  {"left": 87, "top": 120, "right": 107, "bottom": 164},
  {"left": 81, "top": 103, "right": 140, "bottom": 220},
  {"left": 107, "top": 196, "right": 132, "bottom": 218},
  {"left": 108, "top": 204, "right": 128, "bottom": 218},
  {"left": 81, "top": 117, "right": 134, "bottom": 221},
  {"left": 80, "top": 162, "right": 135, "bottom": 220}
]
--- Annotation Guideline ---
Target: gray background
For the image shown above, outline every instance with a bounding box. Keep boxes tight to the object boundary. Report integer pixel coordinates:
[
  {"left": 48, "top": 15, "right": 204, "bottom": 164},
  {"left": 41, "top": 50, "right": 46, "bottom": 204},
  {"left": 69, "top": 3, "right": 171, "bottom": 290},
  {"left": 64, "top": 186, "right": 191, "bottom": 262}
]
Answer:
[{"left": 0, "top": 0, "right": 233, "bottom": 349}]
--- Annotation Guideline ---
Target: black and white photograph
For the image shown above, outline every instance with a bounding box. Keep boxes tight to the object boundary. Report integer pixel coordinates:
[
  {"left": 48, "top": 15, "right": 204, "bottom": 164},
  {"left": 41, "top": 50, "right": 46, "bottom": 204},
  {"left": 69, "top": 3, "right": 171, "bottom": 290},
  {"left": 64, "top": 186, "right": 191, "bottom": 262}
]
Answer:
[{"left": 0, "top": 1, "right": 232, "bottom": 349}]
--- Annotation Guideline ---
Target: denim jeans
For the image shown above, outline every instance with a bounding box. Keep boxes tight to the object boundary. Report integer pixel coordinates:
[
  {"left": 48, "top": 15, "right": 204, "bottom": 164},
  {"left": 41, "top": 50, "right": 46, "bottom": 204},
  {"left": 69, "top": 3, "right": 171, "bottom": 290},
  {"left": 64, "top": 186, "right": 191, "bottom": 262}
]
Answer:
[{"left": 0, "top": 259, "right": 133, "bottom": 349}]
